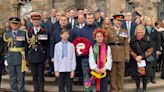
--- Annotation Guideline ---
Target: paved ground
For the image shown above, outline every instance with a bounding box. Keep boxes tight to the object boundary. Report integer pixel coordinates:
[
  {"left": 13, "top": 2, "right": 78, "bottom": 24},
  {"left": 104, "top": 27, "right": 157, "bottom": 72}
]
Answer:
[
  {"left": 148, "top": 88, "right": 164, "bottom": 92},
  {"left": 1, "top": 73, "right": 164, "bottom": 92}
]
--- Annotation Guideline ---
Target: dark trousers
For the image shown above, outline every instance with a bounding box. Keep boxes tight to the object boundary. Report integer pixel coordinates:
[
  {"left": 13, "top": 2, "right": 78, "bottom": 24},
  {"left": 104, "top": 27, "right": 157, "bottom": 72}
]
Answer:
[
  {"left": 161, "top": 51, "right": 164, "bottom": 78},
  {"left": 29, "top": 63, "right": 44, "bottom": 92},
  {"left": 93, "top": 76, "right": 108, "bottom": 92},
  {"left": 146, "top": 61, "right": 156, "bottom": 81},
  {"left": 125, "top": 62, "right": 131, "bottom": 77},
  {"left": 157, "top": 54, "right": 162, "bottom": 71},
  {"left": 100, "top": 76, "right": 108, "bottom": 92},
  {"left": 58, "top": 72, "right": 73, "bottom": 92},
  {"left": 8, "top": 65, "right": 25, "bottom": 92},
  {"left": 48, "top": 58, "right": 54, "bottom": 75},
  {"left": 0, "top": 64, "right": 4, "bottom": 88},
  {"left": 135, "top": 76, "right": 147, "bottom": 90},
  {"left": 75, "top": 56, "right": 83, "bottom": 79}
]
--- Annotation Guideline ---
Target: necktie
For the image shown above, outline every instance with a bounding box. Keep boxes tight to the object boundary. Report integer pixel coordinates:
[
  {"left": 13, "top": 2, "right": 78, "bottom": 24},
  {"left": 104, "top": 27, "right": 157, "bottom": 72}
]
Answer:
[
  {"left": 35, "top": 29, "right": 38, "bottom": 35},
  {"left": 13, "top": 31, "right": 17, "bottom": 39}
]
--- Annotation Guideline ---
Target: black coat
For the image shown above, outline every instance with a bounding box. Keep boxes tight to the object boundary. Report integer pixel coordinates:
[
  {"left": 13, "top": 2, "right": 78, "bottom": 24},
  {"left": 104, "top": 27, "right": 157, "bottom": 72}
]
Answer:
[
  {"left": 145, "top": 27, "right": 161, "bottom": 52},
  {"left": 130, "top": 35, "right": 154, "bottom": 77},
  {"left": 0, "top": 28, "right": 5, "bottom": 64}
]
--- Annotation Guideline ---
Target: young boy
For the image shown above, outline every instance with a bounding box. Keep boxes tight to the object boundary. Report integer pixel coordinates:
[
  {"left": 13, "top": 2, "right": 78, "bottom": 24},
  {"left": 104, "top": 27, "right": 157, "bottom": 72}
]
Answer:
[
  {"left": 88, "top": 28, "right": 113, "bottom": 92},
  {"left": 54, "top": 29, "right": 76, "bottom": 92}
]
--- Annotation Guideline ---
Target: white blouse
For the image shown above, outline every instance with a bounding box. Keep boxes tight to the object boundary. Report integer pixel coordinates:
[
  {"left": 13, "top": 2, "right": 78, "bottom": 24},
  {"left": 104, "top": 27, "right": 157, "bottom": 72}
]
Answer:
[{"left": 89, "top": 46, "right": 113, "bottom": 71}]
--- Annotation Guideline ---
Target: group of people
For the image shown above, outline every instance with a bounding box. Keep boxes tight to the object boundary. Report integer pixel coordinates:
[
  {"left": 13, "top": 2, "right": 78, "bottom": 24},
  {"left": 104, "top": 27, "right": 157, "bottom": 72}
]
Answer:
[{"left": 0, "top": 8, "right": 164, "bottom": 92}]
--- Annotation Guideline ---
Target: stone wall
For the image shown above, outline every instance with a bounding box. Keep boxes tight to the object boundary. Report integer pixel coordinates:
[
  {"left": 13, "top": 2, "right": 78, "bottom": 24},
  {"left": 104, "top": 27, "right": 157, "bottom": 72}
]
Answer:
[
  {"left": 0, "top": 0, "right": 162, "bottom": 28},
  {"left": 0, "top": 0, "right": 13, "bottom": 28}
]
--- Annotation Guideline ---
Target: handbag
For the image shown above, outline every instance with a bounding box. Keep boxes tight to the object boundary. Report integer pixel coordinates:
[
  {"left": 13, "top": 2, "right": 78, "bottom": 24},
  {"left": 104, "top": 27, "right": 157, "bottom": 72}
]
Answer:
[{"left": 136, "top": 41, "right": 155, "bottom": 62}]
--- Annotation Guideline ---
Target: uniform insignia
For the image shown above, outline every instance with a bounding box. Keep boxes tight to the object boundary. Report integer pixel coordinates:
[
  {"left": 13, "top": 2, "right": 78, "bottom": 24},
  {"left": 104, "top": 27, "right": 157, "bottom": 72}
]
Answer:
[
  {"left": 119, "top": 32, "right": 128, "bottom": 38},
  {"left": 38, "top": 34, "right": 48, "bottom": 40},
  {"left": 16, "top": 36, "right": 25, "bottom": 41}
]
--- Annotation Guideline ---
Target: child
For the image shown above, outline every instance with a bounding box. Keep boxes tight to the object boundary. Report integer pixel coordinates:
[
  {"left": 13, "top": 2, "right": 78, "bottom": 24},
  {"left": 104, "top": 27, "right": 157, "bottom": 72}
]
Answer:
[
  {"left": 87, "top": 28, "right": 112, "bottom": 92},
  {"left": 54, "top": 29, "right": 76, "bottom": 92}
]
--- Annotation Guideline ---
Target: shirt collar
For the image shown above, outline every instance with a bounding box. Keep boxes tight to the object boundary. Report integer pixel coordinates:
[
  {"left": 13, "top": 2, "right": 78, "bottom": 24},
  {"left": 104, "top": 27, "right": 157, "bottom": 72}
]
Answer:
[
  {"left": 34, "top": 26, "right": 41, "bottom": 32},
  {"left": 12, "top": 29, "right": 18, "bottom": 33},
  {"left": 51, "top": 16, "right": 56, "bottom": 19},
  {"left": 61, "top": 40, "right": 68, "bottom": 44}
]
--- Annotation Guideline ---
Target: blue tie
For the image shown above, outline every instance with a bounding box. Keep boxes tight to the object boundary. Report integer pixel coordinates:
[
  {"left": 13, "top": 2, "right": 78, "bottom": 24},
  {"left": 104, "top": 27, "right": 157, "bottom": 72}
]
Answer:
[{"left": 62, "top": 42, "right": 68, "bottom": 58}]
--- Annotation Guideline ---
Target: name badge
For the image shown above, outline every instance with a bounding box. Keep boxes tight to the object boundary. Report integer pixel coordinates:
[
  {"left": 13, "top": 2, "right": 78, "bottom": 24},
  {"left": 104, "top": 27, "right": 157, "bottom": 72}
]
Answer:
[
  {"left": 38, "top": 34, "right": 48, "bottom": 40},
  {"left": 119, "top": 32, "right": 128, "bottom": 38},
  {"left": 16, "top": 36, "right": 25, "bottom": 41}
]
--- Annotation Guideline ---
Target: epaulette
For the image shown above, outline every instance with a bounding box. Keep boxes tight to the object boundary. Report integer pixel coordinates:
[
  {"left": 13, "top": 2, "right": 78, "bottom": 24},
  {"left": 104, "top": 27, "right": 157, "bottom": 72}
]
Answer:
[{"left": 40, "top": 27, "right": 44, "bottom": 32}]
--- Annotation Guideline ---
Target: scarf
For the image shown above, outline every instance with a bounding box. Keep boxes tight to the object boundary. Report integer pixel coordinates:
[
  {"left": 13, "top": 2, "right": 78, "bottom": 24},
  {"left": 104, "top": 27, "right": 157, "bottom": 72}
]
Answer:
[
  {"left": 85, "top": 43, "right": 107, "bottom": 91},
  {"left": 145, "top": 26, "right": 153, "bottom": 34}
]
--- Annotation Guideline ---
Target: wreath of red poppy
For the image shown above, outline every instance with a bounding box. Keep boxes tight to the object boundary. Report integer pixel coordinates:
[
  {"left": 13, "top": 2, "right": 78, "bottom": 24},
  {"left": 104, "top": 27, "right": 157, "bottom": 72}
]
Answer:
[{"left": 72, "top": 37, "right": 91, "bottom": 56}]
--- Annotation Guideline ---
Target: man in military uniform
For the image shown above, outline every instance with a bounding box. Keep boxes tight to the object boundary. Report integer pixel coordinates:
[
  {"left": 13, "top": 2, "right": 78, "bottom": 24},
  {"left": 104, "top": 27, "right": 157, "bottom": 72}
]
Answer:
[
  {"left": 3, "top": 17, "right": 27, "bottom": 92},
  {"left": 26, "top": 12, "right": 49, "bottom": 92},
  {"left": 106, "top": 14, "right": 130, "bottom": 92}
]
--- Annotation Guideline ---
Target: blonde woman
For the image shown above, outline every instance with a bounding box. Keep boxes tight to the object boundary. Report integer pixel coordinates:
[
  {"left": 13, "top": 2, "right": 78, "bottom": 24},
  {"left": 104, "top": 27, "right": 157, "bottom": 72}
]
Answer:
[{"left": 130, "top": 24, "right": 154, "bottom": 92}]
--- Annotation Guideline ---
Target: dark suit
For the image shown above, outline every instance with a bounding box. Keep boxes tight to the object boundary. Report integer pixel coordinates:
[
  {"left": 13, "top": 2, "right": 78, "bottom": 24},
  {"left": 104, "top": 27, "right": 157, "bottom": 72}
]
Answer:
[
  {"left": 95, "top": 17, "right": 104, "bottom": 28},
  {"left": 27, "top": 27, "right": 49, "bottom": 92},
  {"left": 41, "top": 19, "right": 48, "bottom": 30},
  {"left": 0, "top": 28, "right": 5, "bottom": 87},
  {"left": 67, "top": 17, "right": 78, "bottom": 29},
  {"left": 3, "top": 29, "right": 26, "bottom": 92},
  {"left": 46, "top": 17, "right": 59, "bottom": 75},
  {"left": 121, "top": 21, "right": 137, "bottom": 77},
  {"left": 158, "top": 28, "right": 164, "bottom": 78},
  {"left": 121, "top": 21, "right": 137, "bottom": 39},
  {"left": 145, "top": 26, "right": 159, "bottom": 82}
]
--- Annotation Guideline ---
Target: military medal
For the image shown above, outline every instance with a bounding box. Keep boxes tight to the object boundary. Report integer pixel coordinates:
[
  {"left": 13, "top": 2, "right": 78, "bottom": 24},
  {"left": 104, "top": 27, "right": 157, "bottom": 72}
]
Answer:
[
  {"left": 119, "top": 32, "right": 128, "bottom": 38},
  {"left": 38, "top": 34, "right": 48, "bottom": 40},
  {"left": 16, "top": 36, "right": 25, "bottom": 41}
]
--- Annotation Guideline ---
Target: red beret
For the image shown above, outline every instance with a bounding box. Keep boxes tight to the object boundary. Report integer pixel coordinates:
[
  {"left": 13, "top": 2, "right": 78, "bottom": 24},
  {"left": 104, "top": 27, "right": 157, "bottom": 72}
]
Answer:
[{"left": 31, "top": 12, "right": 41, "bottom": 20}]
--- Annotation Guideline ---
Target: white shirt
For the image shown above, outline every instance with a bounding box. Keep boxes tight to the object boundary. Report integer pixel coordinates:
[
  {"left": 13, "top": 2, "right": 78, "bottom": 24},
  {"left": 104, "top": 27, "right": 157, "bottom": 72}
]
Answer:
[
  {"left": 51, "top": 17, "right": 56, "bottom": 24},
  {"left": 126, "top": 21, "right": 131, "bottom": 38},
  {"left": 69, "top": 18, "right": 75, "bottom": 29},
  {"left": 34, "top": 26, "right": 41, "bottom": 35},
  {"left": 79, "top": 23, "right": 85, "bottom": 29}
]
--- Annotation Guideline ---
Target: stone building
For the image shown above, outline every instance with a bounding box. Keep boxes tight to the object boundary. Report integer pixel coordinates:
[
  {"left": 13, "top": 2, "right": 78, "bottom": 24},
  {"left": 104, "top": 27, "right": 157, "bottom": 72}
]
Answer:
[{"left": 0, "top": 0, "right": 163, "bottom": 28}]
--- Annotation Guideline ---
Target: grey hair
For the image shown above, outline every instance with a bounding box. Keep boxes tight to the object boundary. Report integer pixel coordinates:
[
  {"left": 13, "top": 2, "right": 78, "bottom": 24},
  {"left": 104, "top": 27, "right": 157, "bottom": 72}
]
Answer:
[{"left": 134, "top": 24, "right": 146, "bottom": 36}]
